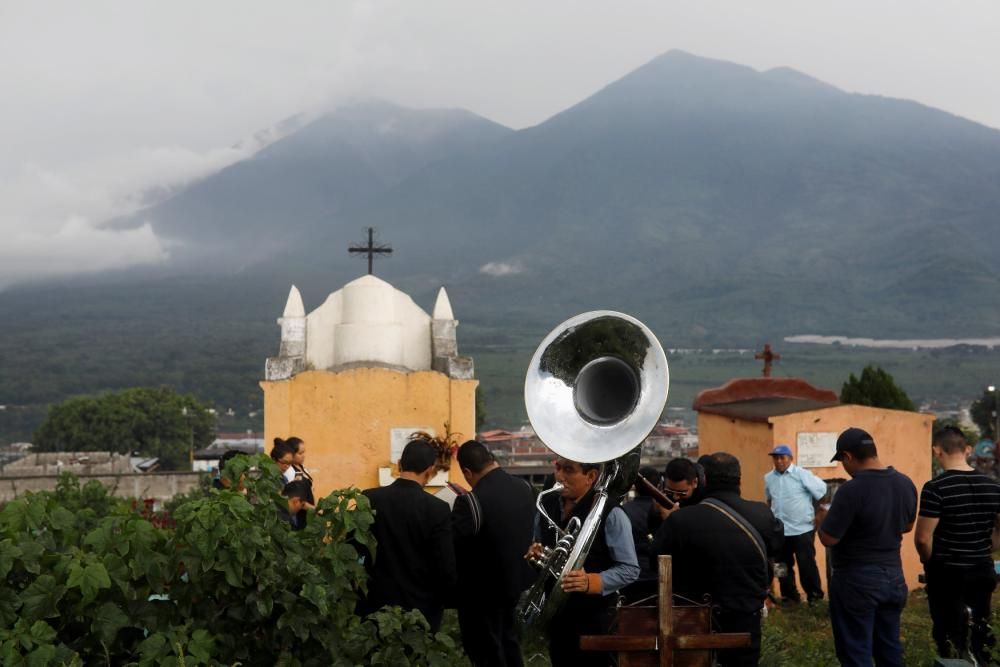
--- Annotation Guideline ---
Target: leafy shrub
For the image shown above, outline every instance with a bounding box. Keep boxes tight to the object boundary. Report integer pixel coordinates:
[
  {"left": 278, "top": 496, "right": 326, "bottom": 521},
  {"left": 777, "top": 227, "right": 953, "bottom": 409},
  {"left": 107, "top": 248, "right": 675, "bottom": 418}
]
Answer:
[{"left": 0, "top": 460, "right": 466, "bottom": 665}]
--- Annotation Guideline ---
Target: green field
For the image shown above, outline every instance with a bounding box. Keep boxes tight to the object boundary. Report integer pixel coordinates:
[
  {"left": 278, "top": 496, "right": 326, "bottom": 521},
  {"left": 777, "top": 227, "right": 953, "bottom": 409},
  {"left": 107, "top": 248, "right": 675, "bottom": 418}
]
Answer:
[
  {"left": 3, "top": 339, "right": 998, "bottom": 445},
  {"left": 472, "top": 342, "right": 1000, "bottom": 430}
]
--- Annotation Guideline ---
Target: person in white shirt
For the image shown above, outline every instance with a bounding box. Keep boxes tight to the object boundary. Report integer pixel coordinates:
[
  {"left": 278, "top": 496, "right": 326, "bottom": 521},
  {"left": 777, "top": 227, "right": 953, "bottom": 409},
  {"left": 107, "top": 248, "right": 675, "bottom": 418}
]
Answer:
[
  {"left": 275, "top": 436, "right": 315, "bottom": 516},
  {"left": 764, "top": 444, "right": 829, "bottom": 603}
]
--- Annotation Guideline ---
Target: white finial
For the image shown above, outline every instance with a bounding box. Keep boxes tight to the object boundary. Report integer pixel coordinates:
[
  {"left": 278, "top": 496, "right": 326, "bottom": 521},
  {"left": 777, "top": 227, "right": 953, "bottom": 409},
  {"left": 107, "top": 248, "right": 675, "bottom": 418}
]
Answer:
[
  {"left": 432, "top": 287, "right": 454, "bottom": 320},
  {"left": 282, "top": 285, "right": 305, "bottom": 318}
]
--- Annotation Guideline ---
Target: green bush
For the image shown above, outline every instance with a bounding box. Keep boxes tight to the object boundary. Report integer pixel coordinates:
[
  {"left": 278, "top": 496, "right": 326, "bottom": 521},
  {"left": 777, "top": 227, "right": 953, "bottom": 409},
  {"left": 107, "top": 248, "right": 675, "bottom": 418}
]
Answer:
[{"left": 0, "top": 458, "right": 466, "bottom": 666}]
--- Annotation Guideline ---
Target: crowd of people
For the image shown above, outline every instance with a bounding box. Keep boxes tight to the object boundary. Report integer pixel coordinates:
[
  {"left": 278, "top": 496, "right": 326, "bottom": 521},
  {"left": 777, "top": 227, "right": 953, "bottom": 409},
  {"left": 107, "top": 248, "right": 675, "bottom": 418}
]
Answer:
[{"left": 217, "top": 425, "right": 1000, "bottom": 667}]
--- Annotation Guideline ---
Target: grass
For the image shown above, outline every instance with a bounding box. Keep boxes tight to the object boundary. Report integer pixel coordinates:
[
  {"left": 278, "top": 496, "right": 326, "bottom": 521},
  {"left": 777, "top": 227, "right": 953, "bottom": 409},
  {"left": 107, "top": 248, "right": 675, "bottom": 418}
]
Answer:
[{"left": 760, "top": 592, "right": 937, "bottom": 666}]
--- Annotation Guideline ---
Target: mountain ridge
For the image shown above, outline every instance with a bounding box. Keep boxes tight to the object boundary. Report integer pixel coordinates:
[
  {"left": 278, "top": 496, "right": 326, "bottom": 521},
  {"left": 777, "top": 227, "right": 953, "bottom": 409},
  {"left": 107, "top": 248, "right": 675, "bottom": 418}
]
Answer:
[{"left": 3, "top": 50, "right": 1000, "bottom": 441}]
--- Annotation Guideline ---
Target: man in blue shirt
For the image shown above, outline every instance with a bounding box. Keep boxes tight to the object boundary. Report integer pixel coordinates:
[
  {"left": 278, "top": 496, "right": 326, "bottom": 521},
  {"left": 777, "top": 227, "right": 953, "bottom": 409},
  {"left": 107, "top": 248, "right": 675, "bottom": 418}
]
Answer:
[
  {"left": 764, "top": 444, "right": 828, "bottom": 603},
  {"left": 820, "top": 428, "right": 917, "bottom": 667}
]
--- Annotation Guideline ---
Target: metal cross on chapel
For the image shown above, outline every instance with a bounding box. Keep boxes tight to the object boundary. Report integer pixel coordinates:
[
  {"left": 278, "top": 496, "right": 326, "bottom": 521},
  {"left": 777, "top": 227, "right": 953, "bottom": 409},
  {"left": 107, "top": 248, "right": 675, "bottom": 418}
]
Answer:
[
  {"left": 754, "top": 343, "right": 781, "bottom": 377},
  {"left": 348, "top": 227, "right": 393, "bottom": 275}
]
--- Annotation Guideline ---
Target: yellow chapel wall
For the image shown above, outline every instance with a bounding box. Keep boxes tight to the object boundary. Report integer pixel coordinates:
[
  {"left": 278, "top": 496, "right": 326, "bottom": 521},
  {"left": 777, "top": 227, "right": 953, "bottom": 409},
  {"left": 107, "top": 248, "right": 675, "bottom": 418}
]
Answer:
[
  {"left": 696, "top": 412, "right": 774, "bottom": 501},
  {"left": 260, "top": 368, "right": 477, "bottom": 499},
  {"left": 699, "top": 404, "right": 933, "bottom": 591}
]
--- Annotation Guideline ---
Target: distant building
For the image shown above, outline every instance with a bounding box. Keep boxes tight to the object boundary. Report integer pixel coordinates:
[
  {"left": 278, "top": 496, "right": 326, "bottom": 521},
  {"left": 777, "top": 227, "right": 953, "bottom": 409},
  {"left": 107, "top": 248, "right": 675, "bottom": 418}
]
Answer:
[
  {"left": 695, "top": 375, "right": 932, "bottom": 592},
  {"left": 0, "top": 441, "right": 32, "bottom": 468},
  {"left": 193, "top": 432, "right": 265, "bottom": 472},
  {"left": 0, "top": 451, "right": 153, "bottom": 477},
  {"left": 478, "top": 421, "right": 696, "bottom": 488},
  {"left": 481, "top": 427, "right": 548, "bottom": 459},
  {"left": 644, "top": 422, "right": 699, "bottom": 458}
]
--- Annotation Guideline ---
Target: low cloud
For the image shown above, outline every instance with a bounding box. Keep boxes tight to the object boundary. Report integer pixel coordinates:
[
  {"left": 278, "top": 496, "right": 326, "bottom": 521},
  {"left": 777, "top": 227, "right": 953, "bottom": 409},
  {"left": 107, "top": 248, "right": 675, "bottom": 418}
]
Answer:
[
  {"left": 479, "top": 260, "right": 525, "bottom": 277},
  {"left": 0, "top": 122, "right": 300, "bottom": 290},
  {"left": 0, "top": 216, "right": 167, "bottom": 289}
]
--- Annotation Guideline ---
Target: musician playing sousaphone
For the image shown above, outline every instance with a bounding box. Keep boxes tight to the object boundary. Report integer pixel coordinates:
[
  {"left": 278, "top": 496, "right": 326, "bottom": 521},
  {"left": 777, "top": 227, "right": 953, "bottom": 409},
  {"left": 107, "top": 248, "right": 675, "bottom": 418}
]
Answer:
[
  {"left": 527, "top": 457, "right": 640, "bottom": 667},
  {"left": 518, "top": 310, "right": 668, "bottom": 666}
]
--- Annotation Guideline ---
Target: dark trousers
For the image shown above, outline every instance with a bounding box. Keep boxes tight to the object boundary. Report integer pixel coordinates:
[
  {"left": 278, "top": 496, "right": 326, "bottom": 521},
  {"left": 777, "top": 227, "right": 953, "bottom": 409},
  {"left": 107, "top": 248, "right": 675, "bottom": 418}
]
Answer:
[
  {"left": 776, "top": 530, "right": 823, "bottom": 602},
  {"left": 829, "top": 564, "right": 908, "bottom": 667},
  {"left": 925, "top": 560, "right": 997, "bottom": 663},
  {"left": 458, "top": 601, "right": 523, "bottom": 667},
  {"left": 713, "top": 608, "right": 762, "bottom": 667},
  {"left": 548, "top": 602, "right": 614, "bottom": 667}
]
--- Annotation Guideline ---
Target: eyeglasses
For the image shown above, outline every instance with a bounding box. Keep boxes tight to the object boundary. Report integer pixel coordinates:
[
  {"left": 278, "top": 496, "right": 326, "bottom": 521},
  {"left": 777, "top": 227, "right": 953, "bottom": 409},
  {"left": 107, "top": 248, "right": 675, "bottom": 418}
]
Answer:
[{"left": 664, "top": 487, "right": 693, "bottom": 499}]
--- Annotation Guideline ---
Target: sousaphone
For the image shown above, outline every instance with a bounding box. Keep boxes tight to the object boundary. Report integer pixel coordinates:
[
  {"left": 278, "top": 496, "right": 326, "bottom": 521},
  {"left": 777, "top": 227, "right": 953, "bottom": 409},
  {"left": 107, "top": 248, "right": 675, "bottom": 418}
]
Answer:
[{"left": 516, "top": 311, "right": 669, "bottom": 631}]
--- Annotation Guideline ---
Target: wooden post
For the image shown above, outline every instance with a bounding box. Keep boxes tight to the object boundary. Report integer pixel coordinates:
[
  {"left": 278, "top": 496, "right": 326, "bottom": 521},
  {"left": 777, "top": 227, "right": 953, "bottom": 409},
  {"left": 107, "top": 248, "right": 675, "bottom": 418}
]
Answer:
[
  {"left": 580, "top": 552, "right": 749, "bottom": 665},
  {"left": 659, "top": 555, "right": 673, "bottom": 667}
]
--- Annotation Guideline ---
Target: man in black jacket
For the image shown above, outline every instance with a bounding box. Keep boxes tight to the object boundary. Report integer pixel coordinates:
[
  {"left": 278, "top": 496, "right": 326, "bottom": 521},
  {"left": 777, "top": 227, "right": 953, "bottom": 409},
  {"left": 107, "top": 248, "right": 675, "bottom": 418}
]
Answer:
[
  {"left": 360, "top": 438, "right": 457, "bottom": 631},
  {"left": 452, "top": 440, "right": 536, "bottom": 666},
  {"left": 651, "top": 452, "right": 782, "bottom": 667}
]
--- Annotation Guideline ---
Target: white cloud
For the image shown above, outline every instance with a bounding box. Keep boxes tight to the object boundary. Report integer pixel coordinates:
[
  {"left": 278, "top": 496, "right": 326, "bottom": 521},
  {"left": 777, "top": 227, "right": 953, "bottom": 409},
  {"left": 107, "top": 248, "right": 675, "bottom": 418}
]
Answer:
[
  {"left": 0, "top": 117, "right": 305, "bottom": 290},
  {"left": 479, "top": 261, "right": 525, "bottom": 277},
  {"left": 0, "top": 216, "right": 167, "bottom": 289}
]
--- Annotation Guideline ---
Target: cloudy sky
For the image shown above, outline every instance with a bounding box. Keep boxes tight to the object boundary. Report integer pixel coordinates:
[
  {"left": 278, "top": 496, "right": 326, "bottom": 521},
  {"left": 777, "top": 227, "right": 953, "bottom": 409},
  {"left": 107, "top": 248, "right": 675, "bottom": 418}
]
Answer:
[{"left": 1, "top": 0, "right": 998, "bottom": 288}]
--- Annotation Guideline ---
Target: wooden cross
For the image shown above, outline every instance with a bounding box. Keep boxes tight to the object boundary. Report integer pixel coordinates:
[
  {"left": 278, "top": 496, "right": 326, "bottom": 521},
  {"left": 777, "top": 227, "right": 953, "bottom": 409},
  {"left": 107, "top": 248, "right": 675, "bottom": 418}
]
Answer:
[
  {"left": 348, "top": 227, "right": 392, "bottom": 275},
  {"left": 580, "top": 556, "right": 750, "bottom": 666},
  {"left": 754, "top": 343, "right": 780, "bottom": 378}
]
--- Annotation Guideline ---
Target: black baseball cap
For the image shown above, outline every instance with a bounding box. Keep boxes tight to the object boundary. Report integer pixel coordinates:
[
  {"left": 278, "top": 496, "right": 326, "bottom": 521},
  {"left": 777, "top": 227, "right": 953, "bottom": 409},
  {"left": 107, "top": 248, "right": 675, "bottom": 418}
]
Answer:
[{"left": 831, "top": 427, "right": 875, "bottom": 462}]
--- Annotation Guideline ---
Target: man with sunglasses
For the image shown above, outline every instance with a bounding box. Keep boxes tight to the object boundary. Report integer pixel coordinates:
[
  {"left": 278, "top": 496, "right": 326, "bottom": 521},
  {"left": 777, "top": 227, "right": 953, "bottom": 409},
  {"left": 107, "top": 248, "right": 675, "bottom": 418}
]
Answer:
[{"left": 659, "top": 457, "right": 706, "bottom": 514}]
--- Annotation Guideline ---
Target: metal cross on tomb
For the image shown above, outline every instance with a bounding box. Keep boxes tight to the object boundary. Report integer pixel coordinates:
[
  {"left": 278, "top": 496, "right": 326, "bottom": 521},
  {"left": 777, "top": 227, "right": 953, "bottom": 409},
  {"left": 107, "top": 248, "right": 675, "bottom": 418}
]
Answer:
[
  {"left": 754, "top": 343, "right": 781, "bottom": 378},
  {"left": 348, "top": 227, "right": 393, "bottom": 275}
]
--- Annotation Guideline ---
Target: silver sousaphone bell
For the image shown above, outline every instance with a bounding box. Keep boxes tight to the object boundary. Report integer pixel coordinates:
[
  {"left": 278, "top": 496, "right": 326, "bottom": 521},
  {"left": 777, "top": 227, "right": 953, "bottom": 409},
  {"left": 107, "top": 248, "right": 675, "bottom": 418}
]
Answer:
[{"left": 517, "top": 311, "right": 669, "bottom": 632}]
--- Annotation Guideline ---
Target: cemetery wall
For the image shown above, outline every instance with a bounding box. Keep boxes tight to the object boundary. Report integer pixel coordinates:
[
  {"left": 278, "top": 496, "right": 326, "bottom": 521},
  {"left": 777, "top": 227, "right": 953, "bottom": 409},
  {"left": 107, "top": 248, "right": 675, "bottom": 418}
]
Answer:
[{"left": 0, "top": 471, "right": 203, "bottom": 503}]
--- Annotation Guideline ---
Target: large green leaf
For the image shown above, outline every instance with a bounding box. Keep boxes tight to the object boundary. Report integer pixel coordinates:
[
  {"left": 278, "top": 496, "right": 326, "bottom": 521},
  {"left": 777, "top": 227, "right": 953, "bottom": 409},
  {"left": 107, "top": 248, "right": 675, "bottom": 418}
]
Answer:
[
  {"left": 27, "top": 621, "right": 56, "bottom": 644},
  {"left": 0, "top": 539, "right": 18, "bottom": 578},
  {"left": 186, "top": 629, "right": 215, "bottom": 663},
  {"left": 83, "top": 523, "right": 114, "bottom": 554},
  {"left": 47, "top": 506, "right": 76, "bottom": 533},
  {"left": 24, "top": 498, "right": 46, "bottom": 531},
  {"left": 90, "top": 602, "right": 129, "bottom": 645},
  {"left": 18, "top": 540, "right": 45, "bottom": 575},
  {"left": 19, "top": 575, "right": 66, "bottom": 620},
  {"left": 66, "top": 560, "right": 111, "bottom": 603}
]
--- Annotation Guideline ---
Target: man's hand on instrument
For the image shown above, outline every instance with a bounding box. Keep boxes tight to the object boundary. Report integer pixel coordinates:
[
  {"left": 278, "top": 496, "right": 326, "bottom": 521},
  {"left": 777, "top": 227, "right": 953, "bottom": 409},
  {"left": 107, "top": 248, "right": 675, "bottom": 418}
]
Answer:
[
  {"left": 561, "top": 569, "right": 589, "bottom": 593},
  {"left": 561, "top": 569, "right": 603, "bottom": 594},
  {"left": 524, "top": 542, "right": 545, "bottom": 561}
]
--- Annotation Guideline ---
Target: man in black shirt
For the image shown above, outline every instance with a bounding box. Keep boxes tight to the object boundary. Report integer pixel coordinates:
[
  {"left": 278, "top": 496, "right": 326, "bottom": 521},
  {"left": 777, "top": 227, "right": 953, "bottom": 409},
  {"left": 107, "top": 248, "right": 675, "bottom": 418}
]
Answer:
[
  {"left": 452, "top": 440, "right": 535, "bottom": 666},
  {"left": 360, "top": 438, "right": 457, "bottom": 631},
  {"left": 651, "top": 452, "right": 781, "bottom": 667},
  {"left": 277, "top": 480, "right": 311, "bottom": 530},
  {"left": 914, "top": 426, "right": 1000, "bottom": 663},
  {"left": 820, "top": 428, "right": 917, "bottom": 667}
]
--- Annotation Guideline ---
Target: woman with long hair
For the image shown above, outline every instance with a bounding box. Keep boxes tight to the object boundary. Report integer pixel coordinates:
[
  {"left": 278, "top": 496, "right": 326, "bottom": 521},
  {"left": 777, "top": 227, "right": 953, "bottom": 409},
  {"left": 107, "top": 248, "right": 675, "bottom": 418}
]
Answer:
[{"left": 274, "top": 436, "right": 314, "bottom": 508}]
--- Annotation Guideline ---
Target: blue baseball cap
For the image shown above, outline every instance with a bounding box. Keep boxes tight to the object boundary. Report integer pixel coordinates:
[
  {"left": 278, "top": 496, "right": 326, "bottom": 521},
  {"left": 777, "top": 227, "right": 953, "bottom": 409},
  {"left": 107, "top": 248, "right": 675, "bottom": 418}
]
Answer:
[{"left": 769, "top": 444, "right": 793, "bottom": 457}]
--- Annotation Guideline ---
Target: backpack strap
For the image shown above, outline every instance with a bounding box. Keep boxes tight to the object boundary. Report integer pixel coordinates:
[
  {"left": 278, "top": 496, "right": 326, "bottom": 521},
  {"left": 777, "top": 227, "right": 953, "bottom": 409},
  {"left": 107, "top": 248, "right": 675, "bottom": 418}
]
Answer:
[{"left": 701, "top": 497, "right": 769, "bottom": 592}]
